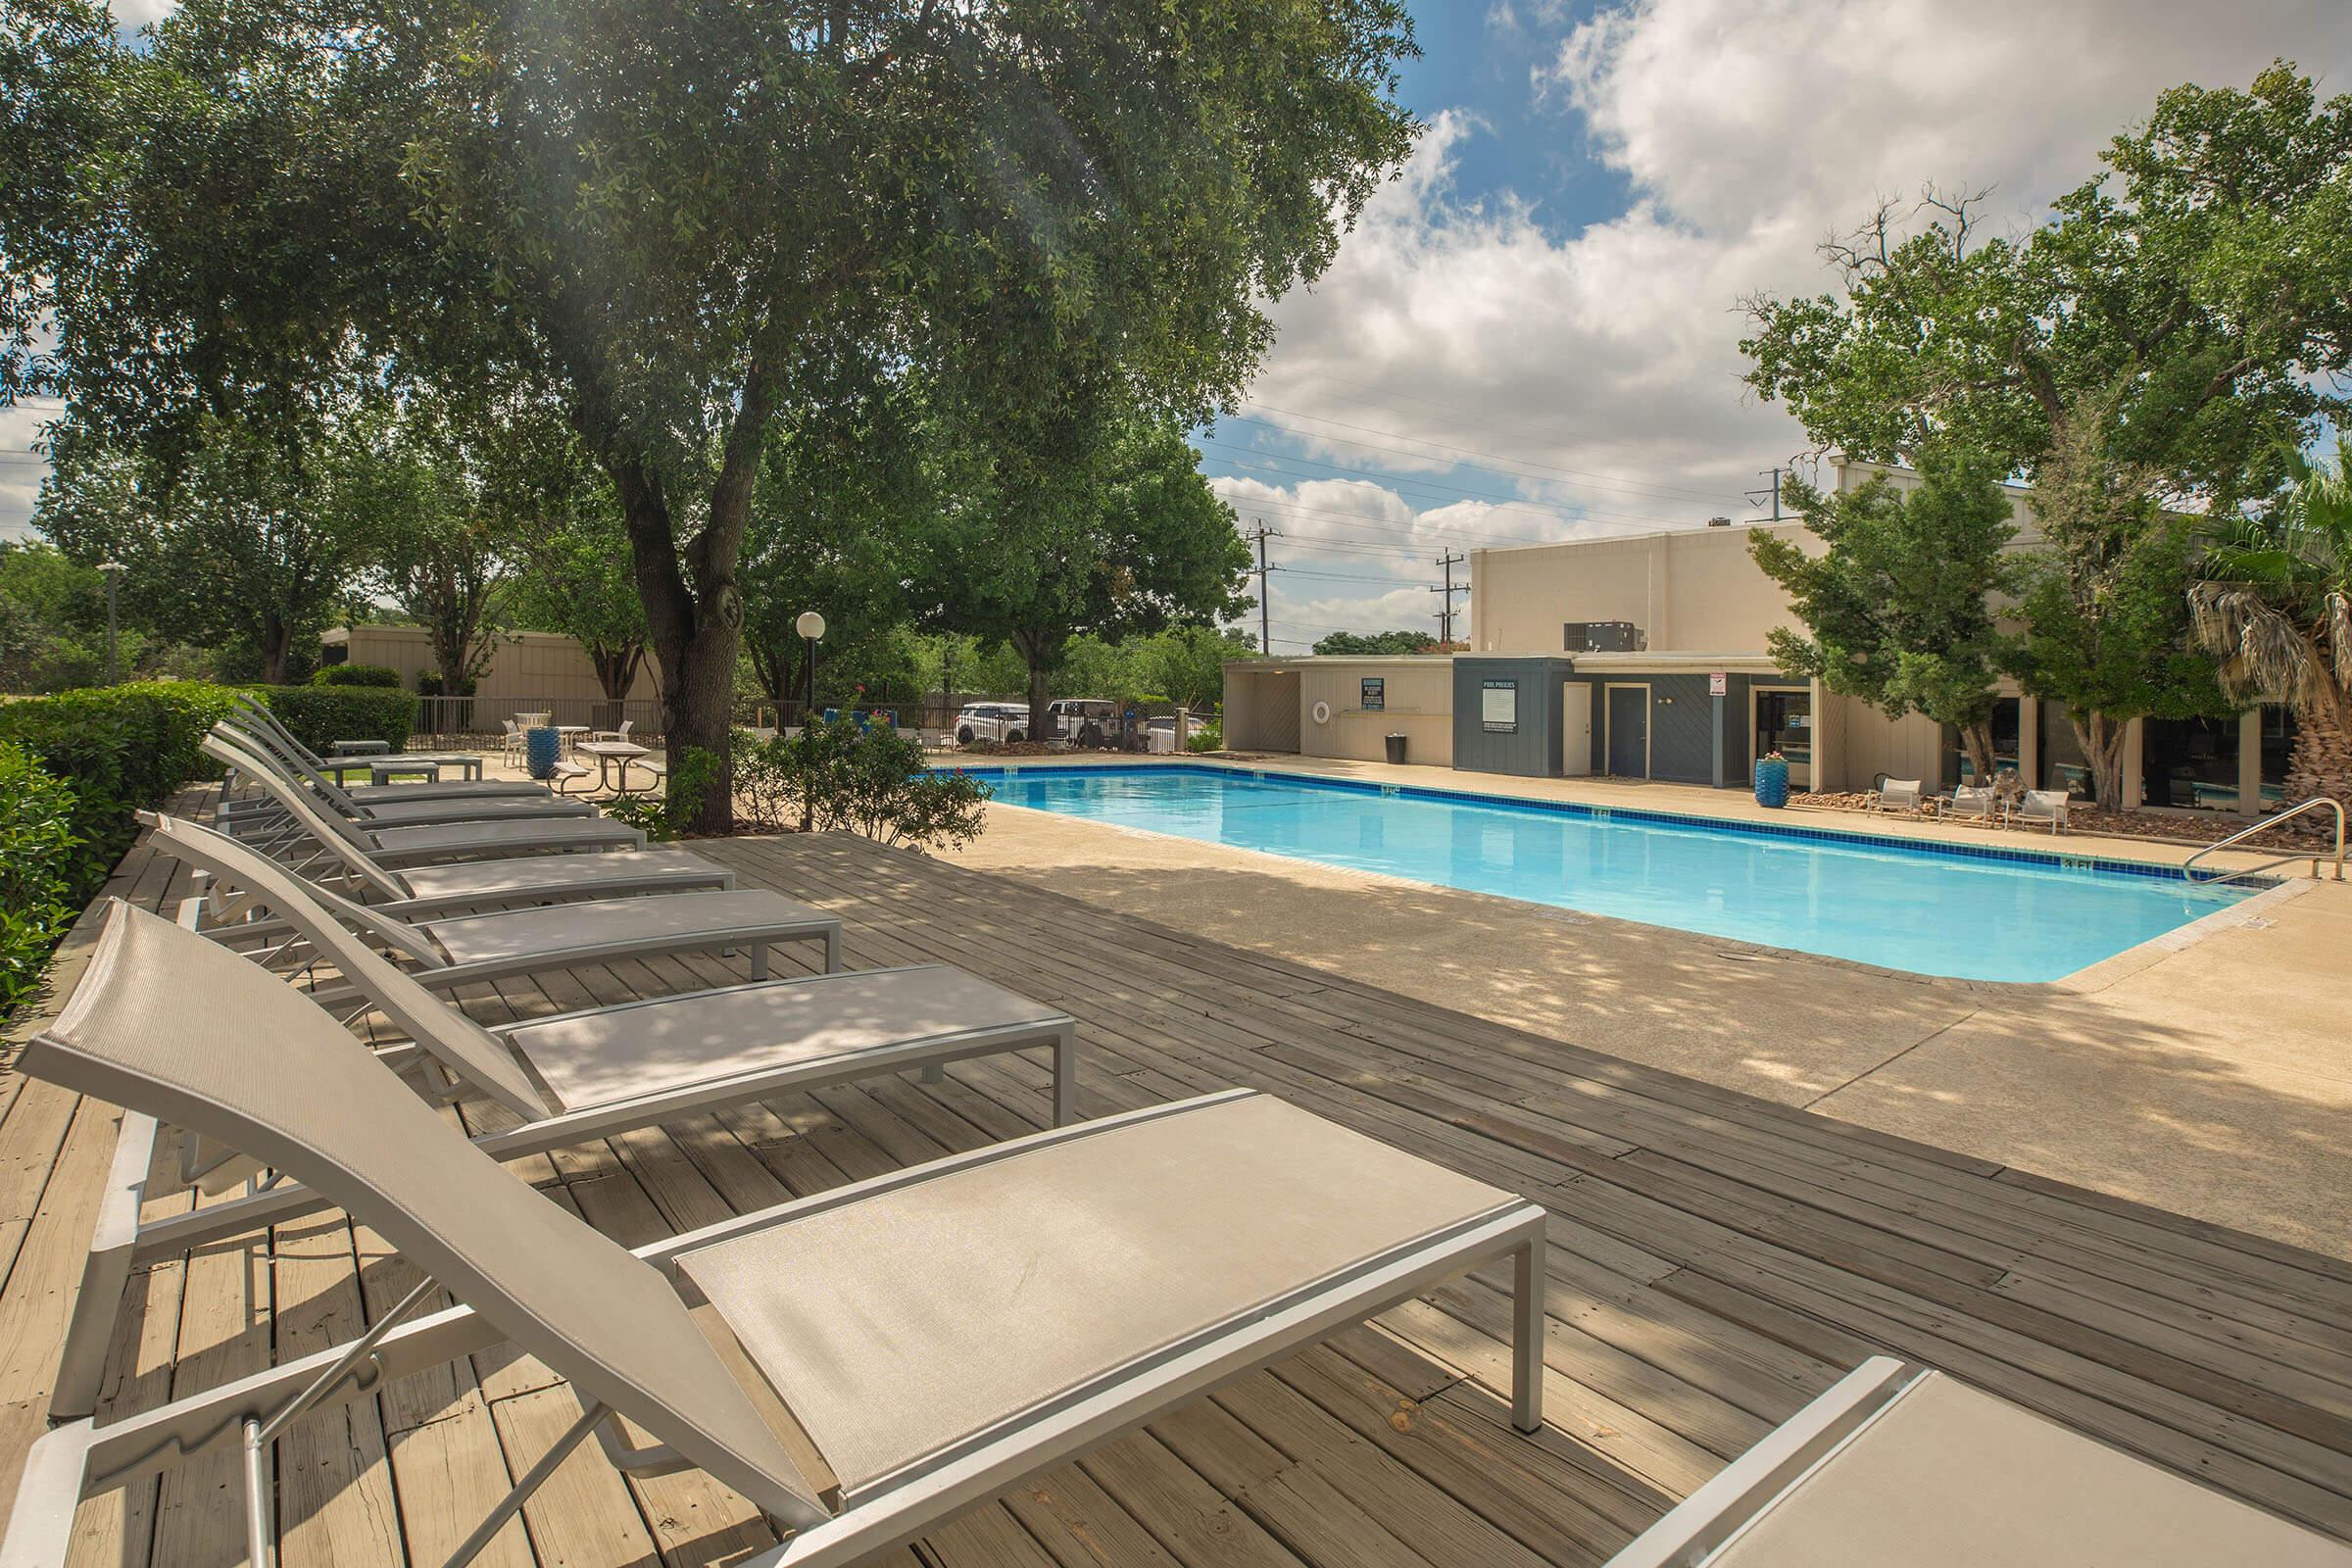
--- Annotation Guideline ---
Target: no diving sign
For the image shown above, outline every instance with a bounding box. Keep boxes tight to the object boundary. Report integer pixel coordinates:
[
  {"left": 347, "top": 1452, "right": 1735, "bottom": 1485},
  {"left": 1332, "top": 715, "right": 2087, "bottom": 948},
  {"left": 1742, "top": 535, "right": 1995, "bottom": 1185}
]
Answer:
[{"left": 1708, "top": 671, "right": 1728, "bottom": 696}]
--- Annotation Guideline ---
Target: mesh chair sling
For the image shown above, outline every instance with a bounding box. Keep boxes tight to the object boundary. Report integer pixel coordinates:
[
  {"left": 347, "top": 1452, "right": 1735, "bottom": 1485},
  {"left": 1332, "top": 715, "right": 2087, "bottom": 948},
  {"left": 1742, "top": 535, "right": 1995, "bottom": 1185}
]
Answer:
[{"left": 11, "top": 904, "right": 1547, "bottom": 1568}]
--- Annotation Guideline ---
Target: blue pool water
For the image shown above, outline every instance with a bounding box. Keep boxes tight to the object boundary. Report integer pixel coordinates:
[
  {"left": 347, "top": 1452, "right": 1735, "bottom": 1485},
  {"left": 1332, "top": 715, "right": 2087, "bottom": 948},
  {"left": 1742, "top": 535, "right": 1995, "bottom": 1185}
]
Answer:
[{"left": 956, "top": 764, "right": 2254, "bottom": 982}]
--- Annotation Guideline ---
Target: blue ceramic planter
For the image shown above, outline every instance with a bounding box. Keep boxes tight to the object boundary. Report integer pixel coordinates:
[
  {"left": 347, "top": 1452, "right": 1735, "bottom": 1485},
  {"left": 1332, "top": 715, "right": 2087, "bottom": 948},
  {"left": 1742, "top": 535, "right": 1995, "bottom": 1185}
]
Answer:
[
  {"left": 525, "top": 725, "right": 562, "bottom": 780},
  {"left": 1753, "top": 755, "right": 1789, "bottom": 808}
]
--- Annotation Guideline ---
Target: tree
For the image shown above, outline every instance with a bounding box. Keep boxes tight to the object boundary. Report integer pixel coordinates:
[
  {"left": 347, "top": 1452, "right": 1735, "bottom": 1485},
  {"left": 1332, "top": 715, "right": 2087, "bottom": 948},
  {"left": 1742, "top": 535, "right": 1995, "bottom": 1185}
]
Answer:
[
  {"left": 2008, "top": 402, "right": 2230, "bottom": 805},
  {"left": 1749, "top": 448, "right": 2020, "bottom": 781},
  {"left": 504, "top": 450, "right": 651, "bottom": 709},
  {"left": 2189, "top": 439, "right": 2352, "bottom": 804},
  {"left": 1311, "top": 629, "right": 1438, "bottom": 656},
  {"left": 938, "top": 417, "right": 1250, "bottom": 736},
  {"left": 36, "top": 415, "right": 370, "bottom": 683},
  {"left": 6, "top": 0, "right": 1420, "bottom": 828},
  {"left": 1740, "top": 64, "right": 2350, "bottom": 802},
  {"left": 340, "top": 406, "right": 514, "bottom": 696}
]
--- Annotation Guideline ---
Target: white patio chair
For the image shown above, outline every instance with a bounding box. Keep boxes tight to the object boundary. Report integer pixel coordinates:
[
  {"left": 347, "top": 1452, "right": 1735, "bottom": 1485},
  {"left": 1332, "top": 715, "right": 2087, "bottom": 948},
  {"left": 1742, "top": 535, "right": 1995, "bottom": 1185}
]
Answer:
[
  {"left": 2009, "top": 789, "right": 2072, "bottom": 834},
  {"left": 225, "top": 697, "right": 520, "bottom": 800},
  {"left": 590, "top": 716, "right": 636, "bottom": 743},
  {"left": 213, "top": 726, "right": 598, "bottom": 828},
  {"left": 10, "top": 903, "right": 1547, "bottom": 1568},
  {"left": 1867, "top": 778, "right": 1924, "bottom": 816},
  {"left": 1946, "top": 785, "right": 1996, "bottom": 824}
]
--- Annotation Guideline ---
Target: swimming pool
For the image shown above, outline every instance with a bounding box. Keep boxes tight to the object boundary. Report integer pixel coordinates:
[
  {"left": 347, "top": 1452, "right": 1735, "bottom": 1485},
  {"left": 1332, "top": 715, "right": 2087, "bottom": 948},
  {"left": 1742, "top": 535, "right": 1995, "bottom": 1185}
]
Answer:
[{"left": 953, "top": 763, "right": 2256, "bottom": 982}]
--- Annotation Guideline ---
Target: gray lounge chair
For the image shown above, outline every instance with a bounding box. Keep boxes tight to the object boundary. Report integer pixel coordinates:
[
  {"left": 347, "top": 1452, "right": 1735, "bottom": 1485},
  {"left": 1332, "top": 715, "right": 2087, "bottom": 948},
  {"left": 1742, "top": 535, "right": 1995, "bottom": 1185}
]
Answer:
[
  {"left": 203, "top": 735, "right": 648, "bottom": 864},
  {"left": 228, "top": 695, "right": 513, "bottom": 797},
  {"left": 214, "top": 723, "right": 601, "bottom": 827},
  {"left": 11, "top": 904, "right": 1546, "bottom": 1568},
  {"left": 1867, "top": 778, "right": 1923, "bottom": 816},
  {"left": 2009, "top": 788, "right": 2071, "bottom": 834},
  {"left": 47, "top": 893, "right": 1077, "bottom": 1421},
  {"left": 1601, "top": 1355, "right": 2351, "bottom": 1566},
  {"left": 168, "top": 802, "right": 737, "bottom": 918},
  {"left": 153, "top": 813, "right": 842, "bottom": 989},
  {"left": 1946, "top": 784, "right": 1996, "bottom": 823}
]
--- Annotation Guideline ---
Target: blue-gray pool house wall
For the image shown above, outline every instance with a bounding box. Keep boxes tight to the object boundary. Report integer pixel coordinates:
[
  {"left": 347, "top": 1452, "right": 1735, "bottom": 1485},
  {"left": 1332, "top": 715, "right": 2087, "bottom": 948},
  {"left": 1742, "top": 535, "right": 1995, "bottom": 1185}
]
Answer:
[{"left": 1450, "top": 658, "right": 1578, "bottom": 777}]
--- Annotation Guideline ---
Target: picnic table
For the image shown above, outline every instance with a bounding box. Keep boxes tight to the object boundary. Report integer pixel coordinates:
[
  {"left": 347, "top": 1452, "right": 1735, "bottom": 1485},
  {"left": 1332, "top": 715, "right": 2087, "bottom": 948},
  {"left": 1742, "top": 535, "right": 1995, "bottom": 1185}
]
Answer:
[{"left": 575, "top": 738, "right": 655, "bottom": 793}]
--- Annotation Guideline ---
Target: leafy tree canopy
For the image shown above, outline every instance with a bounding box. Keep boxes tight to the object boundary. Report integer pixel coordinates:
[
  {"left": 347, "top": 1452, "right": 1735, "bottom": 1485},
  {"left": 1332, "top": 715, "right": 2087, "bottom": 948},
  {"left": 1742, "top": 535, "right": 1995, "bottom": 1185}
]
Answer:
[
  {"left": 1741, "top": 62, "right": 2352, "bottom": 513},
  {"left": 3, "top": 0, "right": 1420, "bottom": 825},
  {"left": 1311, "top": 629, "right": 1439, "bottom": 656},
  {"left": 1750, "top": 447, "right": 2021, "bottom": 779}
]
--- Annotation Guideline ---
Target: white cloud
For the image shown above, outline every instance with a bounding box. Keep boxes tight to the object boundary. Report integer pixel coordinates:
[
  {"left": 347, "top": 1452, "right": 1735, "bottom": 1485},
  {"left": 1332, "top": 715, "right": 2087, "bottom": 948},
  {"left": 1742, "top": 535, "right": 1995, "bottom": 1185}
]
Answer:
[
  {"left": 1248, "top": 0, "right": 2352, "bottom": 537},
  {"left": 0, "top": 405, "right": 54, "bottom": 543}
]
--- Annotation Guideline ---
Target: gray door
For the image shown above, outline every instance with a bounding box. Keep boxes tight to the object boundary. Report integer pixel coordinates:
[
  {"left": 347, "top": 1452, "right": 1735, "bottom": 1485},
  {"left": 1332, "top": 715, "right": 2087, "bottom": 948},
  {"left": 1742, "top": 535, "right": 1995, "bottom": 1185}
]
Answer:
[{"left": 1606, "top": 686, "right": 1648, "bottom": 777}]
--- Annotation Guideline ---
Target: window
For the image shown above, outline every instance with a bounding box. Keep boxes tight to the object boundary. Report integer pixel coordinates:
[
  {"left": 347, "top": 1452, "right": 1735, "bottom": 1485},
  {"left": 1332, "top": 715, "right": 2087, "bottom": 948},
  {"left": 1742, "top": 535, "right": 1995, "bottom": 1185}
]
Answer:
[
  {"left": 1481, "top": 679, "right": 1518, "bottom": 733},
  {"left": 2260, "top": 706, "right": 2296, "bottom": 808},
  {"left": 1942, "top": 697, "right": 2020, "bottom": 785},
  {"left": 2142, "top": 713, "right": 2241, "bottom": 810},
  {"left": 1360, "top": 677, "right": 1385, "bottom": 710}
]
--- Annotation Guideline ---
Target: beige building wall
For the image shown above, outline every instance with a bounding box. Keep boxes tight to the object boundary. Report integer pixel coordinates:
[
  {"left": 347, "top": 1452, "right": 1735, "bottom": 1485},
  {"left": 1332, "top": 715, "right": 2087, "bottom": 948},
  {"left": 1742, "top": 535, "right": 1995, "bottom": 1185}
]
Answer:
[
  {"left": 1297, "top": 660, "right": 1453, "bottom": 766},
  {"left": 324, "top": 625, "right": 662, "bottom": 708},
  {"left": 1469, "top": 522, "right": 1817, "bottom": 657},
  {"left": 1222, "top": 666, "right": 1302, "bottom": 753}
]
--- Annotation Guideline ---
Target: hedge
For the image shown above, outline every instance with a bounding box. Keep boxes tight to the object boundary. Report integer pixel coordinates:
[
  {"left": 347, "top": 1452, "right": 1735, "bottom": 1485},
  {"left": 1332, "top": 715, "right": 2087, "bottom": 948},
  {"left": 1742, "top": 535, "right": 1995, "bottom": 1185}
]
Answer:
[
  {"left": 0, "top": 679, "right": 415, "bottom": 911},
  {"left": 0, "top": 743, "right": 79, "bottom": 1017},
  {"left": 313, "top": 662, "right": 403, "bottom": 688}
]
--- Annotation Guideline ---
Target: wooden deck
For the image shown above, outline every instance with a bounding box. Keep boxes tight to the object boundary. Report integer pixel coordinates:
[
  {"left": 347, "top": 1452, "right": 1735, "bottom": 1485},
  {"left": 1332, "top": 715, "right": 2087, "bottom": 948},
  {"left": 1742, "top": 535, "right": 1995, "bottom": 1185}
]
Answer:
[{"left": 6, "top": 822, "right": 2352, "bottom": 1566}]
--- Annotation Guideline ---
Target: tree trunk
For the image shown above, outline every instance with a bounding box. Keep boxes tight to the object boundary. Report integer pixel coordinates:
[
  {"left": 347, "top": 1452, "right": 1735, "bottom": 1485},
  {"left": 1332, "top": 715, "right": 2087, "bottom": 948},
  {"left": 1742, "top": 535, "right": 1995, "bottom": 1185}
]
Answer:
[
  {"left": 1958, "top": 720, "right": 1995, "bottom": 786},
  {"left": 588, "top": 642, "right": 644, "bottom": 704},
  {"left": 2283, "top": 690, "right": 2352, "bottom": 806},
  {"left": 612, "top": 469, "right": 746, "bottom": 833},
  {"left": 259, "top": 612, "right": 292, "bottom": 686},
  {"left": 1025, "top": 659, "right": 1052, "bottom": 740},
  {"left": 2070, "top": 710, "right": 2131, "bottom": 808}
]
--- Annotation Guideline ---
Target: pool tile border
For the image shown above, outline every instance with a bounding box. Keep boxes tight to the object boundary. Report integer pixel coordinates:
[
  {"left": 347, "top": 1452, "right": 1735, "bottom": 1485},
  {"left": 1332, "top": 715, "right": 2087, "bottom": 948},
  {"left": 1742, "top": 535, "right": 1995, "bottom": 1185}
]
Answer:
[{"left": 938, "top": 760, "right": 2278, "bottom": 891}]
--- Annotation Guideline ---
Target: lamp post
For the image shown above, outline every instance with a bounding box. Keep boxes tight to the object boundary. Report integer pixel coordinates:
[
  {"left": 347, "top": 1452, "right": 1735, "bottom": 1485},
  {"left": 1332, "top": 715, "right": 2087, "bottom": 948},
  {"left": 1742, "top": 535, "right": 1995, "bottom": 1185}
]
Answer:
[
  {"left": 96, "top": 562, "right": 125, "bottom": 685},
  {"left": 796, "top": 611, "right": 826, "bottom": 831}
]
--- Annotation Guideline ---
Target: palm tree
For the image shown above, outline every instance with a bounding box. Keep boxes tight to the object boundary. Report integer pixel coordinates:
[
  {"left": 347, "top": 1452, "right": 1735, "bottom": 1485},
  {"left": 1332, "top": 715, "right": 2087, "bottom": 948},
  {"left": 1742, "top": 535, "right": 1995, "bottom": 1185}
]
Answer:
[{"left": 2188, "top": 439, "right": 2352, "bottom": 806}]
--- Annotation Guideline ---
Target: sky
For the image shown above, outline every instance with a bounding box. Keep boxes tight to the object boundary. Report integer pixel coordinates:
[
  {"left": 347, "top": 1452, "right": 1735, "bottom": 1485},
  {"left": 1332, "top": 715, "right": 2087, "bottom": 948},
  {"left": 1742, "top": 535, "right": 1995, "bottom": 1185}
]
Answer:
[{"left": 6, "top": 0, "right": 2350, "bottom": 655}]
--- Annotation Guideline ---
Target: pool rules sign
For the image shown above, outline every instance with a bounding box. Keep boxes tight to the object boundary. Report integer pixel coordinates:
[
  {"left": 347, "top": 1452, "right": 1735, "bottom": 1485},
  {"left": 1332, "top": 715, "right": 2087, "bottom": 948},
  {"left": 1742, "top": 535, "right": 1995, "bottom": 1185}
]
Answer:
[{"left": 1709, "top": 671, "right": 1728, "bottom": 697}]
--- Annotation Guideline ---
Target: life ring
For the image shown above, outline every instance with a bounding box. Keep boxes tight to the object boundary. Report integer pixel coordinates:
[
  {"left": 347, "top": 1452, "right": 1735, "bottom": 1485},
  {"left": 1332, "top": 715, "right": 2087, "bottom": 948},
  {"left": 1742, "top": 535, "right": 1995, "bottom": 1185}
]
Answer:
[{"left": 1310, "top": 700, "right": 1333, "bottom": 725}]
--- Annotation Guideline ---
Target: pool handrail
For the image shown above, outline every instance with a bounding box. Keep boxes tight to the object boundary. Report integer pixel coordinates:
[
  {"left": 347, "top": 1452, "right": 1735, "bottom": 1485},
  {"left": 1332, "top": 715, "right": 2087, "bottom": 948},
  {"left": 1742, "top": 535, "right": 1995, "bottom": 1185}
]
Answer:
[{"left": 2183, "top": 796, "right": 2345, "bottom": 885}]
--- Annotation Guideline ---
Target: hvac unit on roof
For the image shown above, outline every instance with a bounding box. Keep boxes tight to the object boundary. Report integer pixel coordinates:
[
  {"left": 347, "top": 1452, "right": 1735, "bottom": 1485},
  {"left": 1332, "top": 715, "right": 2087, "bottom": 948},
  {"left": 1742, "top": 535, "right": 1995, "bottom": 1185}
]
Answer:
[{"left": 1563, "top": 621, "right": 1645, "bottom": 654}]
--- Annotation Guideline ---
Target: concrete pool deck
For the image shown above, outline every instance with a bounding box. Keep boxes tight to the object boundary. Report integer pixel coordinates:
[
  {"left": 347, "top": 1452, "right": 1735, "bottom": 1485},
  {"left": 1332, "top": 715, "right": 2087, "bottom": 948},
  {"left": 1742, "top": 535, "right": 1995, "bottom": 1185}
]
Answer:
[{"left": 942, "top": 755, "right": 2351, "bottom": 1256}]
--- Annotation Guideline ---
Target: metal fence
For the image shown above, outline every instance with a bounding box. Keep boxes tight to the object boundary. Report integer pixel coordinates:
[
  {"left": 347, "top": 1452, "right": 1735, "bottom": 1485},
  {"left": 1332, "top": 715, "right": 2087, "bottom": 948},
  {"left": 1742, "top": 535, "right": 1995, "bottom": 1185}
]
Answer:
[{"left": 413, "top": 692, "right": 1216, "bottom": 746}]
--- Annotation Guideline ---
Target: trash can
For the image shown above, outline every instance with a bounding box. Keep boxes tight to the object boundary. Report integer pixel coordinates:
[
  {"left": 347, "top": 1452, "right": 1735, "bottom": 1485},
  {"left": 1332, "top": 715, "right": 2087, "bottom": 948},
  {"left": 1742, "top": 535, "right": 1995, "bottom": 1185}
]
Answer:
[
  {"left": 524, "top": 725, "right": 562, "bottom": 781},
  {"left": 1385, "top": 732, "right": 1407, "bottom": 764}
]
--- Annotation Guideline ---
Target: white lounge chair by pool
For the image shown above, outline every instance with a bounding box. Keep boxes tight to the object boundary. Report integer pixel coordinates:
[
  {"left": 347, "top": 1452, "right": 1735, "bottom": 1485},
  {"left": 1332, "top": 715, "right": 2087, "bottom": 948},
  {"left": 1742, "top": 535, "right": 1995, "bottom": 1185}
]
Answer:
[
  {"left": 45, "top": 895, "right": 1077, "bottom": 1421},
  {"left": 2010, "top": 788, "right": 2071, "bottom": 834},
  {"left": 214, "top": 723, "right": 599, "bottom": 826},
  {"left": 1602, "top": 1355, "right": 2352, "bottom": 1567},
  {"left": 1946, "top": 785, "right": 1996, "bottom": 823},
  {"left": 1867, "top": 778, "right": 1923, "bottom": 816},
  {"left": 10, "top": 904, "right": 1547, "bottom": 1568},
  {"left": 204, "top": 734, "right": 648, "bottom": 863}
]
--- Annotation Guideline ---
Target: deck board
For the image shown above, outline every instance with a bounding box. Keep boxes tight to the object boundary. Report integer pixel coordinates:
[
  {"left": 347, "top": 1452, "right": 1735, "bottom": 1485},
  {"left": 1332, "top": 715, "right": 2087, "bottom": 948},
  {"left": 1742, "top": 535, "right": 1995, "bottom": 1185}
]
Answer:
[{"left": 1, "top": 817, "right": 2349, "bottom": 1565}]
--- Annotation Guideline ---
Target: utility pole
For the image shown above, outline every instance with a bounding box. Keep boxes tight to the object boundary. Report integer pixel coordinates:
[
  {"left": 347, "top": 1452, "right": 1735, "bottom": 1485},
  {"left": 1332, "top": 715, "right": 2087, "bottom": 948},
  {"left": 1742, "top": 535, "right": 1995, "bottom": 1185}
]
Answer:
[
  {"left": 1247, "top": 521, "right": 1280, "bottom": 654},
  {"left": 1746, "top": 466, "right": 1785, "bottom": 521},
  {"left": 1429, "top": 551, "right": 1466, "bottom": 649}
]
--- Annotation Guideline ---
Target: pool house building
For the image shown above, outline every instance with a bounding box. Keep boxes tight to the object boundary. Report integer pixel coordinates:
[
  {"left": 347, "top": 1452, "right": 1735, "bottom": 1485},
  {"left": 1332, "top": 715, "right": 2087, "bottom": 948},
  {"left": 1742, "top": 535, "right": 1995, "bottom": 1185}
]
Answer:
[{"left": 1222, "top": 460, "right": 2291, "bottom": 813}]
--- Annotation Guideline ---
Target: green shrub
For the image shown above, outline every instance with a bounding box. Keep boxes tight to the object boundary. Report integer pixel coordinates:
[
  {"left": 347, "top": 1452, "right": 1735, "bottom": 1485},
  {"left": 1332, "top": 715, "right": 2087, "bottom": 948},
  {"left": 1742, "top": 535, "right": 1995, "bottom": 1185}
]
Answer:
[
  {"left": 254, "top": 685, "right": 416, "bottom": 754},
  {"left": 312, "top": 663, "right": 403, "bottom": 688},
  {"left": 604, "top": 748, "right": 722, "bottom": 842},
  {"left": 0, "top": 680, "right": 247, "bottom": 899},
  {"left": 0, "top": 743, "right": 80, "bottom": 1017},
  {"left": 742, "top": 718, "right": 990, "bottom": 849},
  {"left": 1185, "top": 718, "right": 1223, "bottom": 753},
  {"left": 0, "top": 678, "right": 409, "bottom": 914}
]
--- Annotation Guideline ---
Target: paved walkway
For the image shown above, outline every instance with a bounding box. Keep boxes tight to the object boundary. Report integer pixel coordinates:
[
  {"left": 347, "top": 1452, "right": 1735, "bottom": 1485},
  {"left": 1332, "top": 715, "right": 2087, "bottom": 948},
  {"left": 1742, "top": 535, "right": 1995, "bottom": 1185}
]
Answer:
[{"left": 944, "top": 758, "right": 2352, "bottom": 1255}]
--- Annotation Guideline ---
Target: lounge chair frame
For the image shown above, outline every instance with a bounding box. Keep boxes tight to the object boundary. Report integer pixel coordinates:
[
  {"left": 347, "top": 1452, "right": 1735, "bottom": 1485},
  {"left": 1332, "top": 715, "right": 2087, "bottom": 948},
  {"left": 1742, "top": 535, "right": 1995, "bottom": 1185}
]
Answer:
[
  {"left": 1600, "top": 1355, "right": 1914, "bottom": 1567},
  {"left": 14, "top": 1091, "right": 1543, "bottom": 1568},
  {"left": 47, "top": 894, "right": 1073, "bottom": 1421}
]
